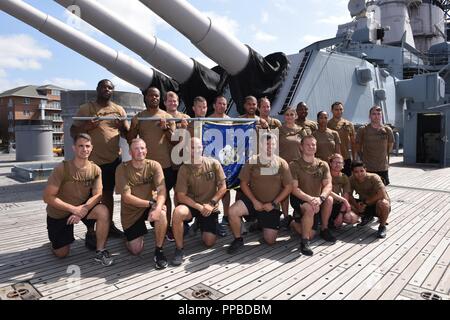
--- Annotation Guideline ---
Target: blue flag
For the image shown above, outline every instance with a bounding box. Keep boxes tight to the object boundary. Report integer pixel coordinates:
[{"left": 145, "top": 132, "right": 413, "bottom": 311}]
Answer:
[{"left": 202, "top": 121, "right": 257, "bottom": 189}]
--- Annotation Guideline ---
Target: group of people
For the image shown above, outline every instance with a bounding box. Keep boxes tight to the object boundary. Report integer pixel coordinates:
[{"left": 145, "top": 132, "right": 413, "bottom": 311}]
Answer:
[{"left": 43, "top": 79, "right": 393, "bottom": 269}]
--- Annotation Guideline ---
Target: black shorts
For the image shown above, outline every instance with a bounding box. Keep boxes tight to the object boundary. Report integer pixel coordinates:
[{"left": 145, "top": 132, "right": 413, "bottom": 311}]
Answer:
[
  {"left": 124, "top": 207, "right": 157, "bottom": 242},
  {"left": 290, "top": 195, "right": 320, "bottom": 231},
  {"left": 330, "top": 202, "right": 344, "bottom": 227},
  {"left": 342, "top": 158, "right": 352, "bottom": 177},
  {"left": 369, "top": 171, "right": 390, "bottom": 186},
  {"left": 47, "top": 211, "right": 96, "bottom": 250},
  {"left": 99, "top": 157, "right": 122, "bottom": 192},
  {"left": 240, "top": 194, "right": 281, "bottom": 230},
  {"left": 163, "top": 167, "right": 177, "bottom": 193},
  {"left": 184, "top": 205, "right": 219, "bottom": 235}
]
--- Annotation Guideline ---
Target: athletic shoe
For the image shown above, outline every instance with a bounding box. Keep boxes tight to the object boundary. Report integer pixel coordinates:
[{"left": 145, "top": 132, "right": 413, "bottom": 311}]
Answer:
[
  {"left": 94, "top": 249, "right": 114, "bottom": 266},
  {"left": 227, "top": 238, "right": 244, "bottom": 254},
  {"left": 154, "top": 250, "right": 168, "bottom": 269},
  {"left": 377, "top": 225, "right": 387, "bottom": 238},
  {"left": 300, "top": 239, "right": 313, "bottom": 256},
  {"left": 171, "top": 248, "right": 184, "bottom": 266},
  {"left": 320, "top": 228, "right": 336, "bottom": 243}
]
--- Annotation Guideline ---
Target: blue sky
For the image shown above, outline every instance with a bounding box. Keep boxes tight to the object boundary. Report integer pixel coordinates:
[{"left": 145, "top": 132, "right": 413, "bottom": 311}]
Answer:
[{"left": 0, "top": 0, "right": 350, "bottom": 93}]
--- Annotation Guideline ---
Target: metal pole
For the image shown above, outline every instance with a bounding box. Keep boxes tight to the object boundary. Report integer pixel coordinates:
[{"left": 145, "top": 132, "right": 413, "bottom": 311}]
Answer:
[{"left": 72, "top": 116, "right": 257, "bottom": 122}]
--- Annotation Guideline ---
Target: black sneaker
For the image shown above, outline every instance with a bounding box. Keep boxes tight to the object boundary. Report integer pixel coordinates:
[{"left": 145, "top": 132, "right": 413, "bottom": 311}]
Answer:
[
  {"left": 358, "top": 214, "right": 374, "bottom": 227},
  {"left": 154, "top": 250, "right": 168, "bottom": 269},
  {"left": 172, "top": 248, "right": 184, "bottom": 266},
  {"left": 227, "top": 238, "right": 244, "bottom": 254},
  {"left": 85, "top": 231, "right": 96, "bottom": 251},
  {"left": 94, "top": 249, "right": 114, "bottom": 266},
  {"left": 108, "top": 223, "right": 124, "bottom": 238},
  {"left": 320, "top": 228, "right": 336, "bottom": 243},
  {"left": 300, "top": 239, "right": 313, "bottom": 256},
  {"left": 377, "top": 225, "right": 387, "bottom": 238}
]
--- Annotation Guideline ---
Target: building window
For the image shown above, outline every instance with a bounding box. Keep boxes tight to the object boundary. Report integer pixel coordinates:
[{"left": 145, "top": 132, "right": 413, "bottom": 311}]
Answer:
[
  {"left": 23, "top": 110, "right": 31, "bottom": 116},
  {"left": 51, "top": 90, "right": 60, "bottom": 96},
  {"left": 8, "top": 98, "right": 13, "bottom": 108},
  {"left": 24, "top": 98, "right": 30, "bottom": 104}
]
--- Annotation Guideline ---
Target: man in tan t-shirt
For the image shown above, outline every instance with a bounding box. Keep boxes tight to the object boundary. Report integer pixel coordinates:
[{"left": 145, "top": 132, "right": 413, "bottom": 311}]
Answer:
[
  {"left": 70, "top": 79, "right": 129, "bottom": 237},
  {"left": 171, "top": 137, "right": 227, "bottom": 266},
  {"left": 164, "top": 91, "right": 190, "bottom": 130},
  {"left": 356, "top": 105, "right": 394, "bottom": 185},
  {"left": 327, "top": 101, "right": 356, "bottom": 176},
  {"left": 127, "top": 87, "right": 177, "bottom": 241},
  {"left": 186, "top": 96, "right": 208, "bottom": 139},
  {"left": 295, "top": 102, "right": 318, "bottom": 134},
  {"left": 115, "top": 138, "right": 168, "bottom": 269},
  {"left": 239, "top": 96, "right": 269, "bottom": 129},
  {"left": 289, "top": 135, "right": 335, "bottom": 256},
  {"left": 43, "top": 133, "right": 113, "bottom": 266},
  {"left": 258, "top": 97, "right": 282, "bottom": 130},
  {"left": 349, "top": 161, "right": 391, "bottom": 238},
  {"left": 227, "top": 133, "right": 293, "bottom": 254}
]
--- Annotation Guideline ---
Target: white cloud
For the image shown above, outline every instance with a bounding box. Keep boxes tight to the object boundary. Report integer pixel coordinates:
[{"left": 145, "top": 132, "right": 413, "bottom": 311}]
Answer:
[
  {"left": 43, "top": 78, "right": 87, "bottom": 90},
  {"left": 204, "top": 11, "right": 239, "bottom": 36},
  {"left": 0, "top": 77, "right": 28, "bottom": 94},
  {"left": 302, "top": 35, "right": 323, "bottom": 45},
  {"left": 261, "top": 11, "right": 269, "bottom": 24},
  {"left": 0, "top": 34, "right": 52, "bottom": 73},
  {"left": 272, "top": 0, "right": 293, "bottom": 13},
  {"left": 254, "top": 31, "right": 277, "bottom": 43},
  {"left": 317, "top": 15, "right": 350, "bottom": 25}
]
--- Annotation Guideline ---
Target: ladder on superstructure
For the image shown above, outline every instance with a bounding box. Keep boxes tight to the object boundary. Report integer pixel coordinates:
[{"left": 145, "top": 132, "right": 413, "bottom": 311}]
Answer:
[{"left": 279, "top": 50, "right": 311, "bottom": 114}]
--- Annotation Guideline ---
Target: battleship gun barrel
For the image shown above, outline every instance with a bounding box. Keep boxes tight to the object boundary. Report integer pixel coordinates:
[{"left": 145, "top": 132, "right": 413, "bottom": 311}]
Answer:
[
  {"left": 54, "top": 0, "right": 197, "bottom": 84},
  {"left": 139, "top": 0, "right": 289, "bottom": 114},
  {"left": 0, "top": 0, "right": 156, "bottom": 90},
  {"left": 138, "top": 0, "right": 250, "bottom": 76}
]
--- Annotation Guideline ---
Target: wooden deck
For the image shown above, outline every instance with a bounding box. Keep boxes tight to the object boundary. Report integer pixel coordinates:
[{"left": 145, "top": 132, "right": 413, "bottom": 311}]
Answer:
[{"left": 0, "top": 154, "right": 448, "bottom": 300}]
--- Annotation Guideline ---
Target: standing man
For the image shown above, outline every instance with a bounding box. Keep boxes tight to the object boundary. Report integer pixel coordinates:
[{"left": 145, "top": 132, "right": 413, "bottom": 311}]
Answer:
[
  {"left": 171, "top": 137, "right": 227, "bottom": 265},
  {"left": 164, "top": 91, "right": 190, "bottom": 130},
  {"left": 127, "top": 87, "right": 177, "bottom": 241},
  {"left": 289, "top": 135, "right": 335, "bottom": 256},
  {"left": 356, "top": 106, "right": 394, "bottom": 185},
  {"left": 186, "top": 96, "right": 208, "bottom": 139},
  {"left": 295, "top": 102, "right": 318, "bottom": 135},
  {"left": 349, "top": 161, "right": 391, "bottom": 238},
  {"left": 327, "top": 101, "right": 357, "bottom": 176},
  {"left": 227, "top": 133, "right": 292, "bottom": 254},
  {"left": 43, "top": 133, "right": 113, "bottom": 266},
  {"left": 258, "top": 97, "right": 282, "bottom": 130},
  {"left": 209, "top": 95, "right": 230, "bottom": 119},
  {"left": 70, "top": 79, "right": 129, "bottom": 238},
  {"left": 239, "top": 96, "right": 269, "bottom": 129},
  {"left": 115, "top": 138, "right": 168, "bottom": 269}
]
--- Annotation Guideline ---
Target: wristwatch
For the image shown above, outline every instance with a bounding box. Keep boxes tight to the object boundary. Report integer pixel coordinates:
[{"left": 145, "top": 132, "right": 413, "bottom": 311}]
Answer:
[
  {"left": 209, "top": 199, "right": 218, "bottom": 206},
  {"left": 319, "top": 196, "right": 326, "bottom": 204},
  {"left": 148, "top": 200, "right": 155, "bottom": 208}
]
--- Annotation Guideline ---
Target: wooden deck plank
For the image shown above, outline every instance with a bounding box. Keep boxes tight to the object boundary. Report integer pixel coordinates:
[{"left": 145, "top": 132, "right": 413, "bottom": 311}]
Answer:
[
  {"left": 421, "top": 264, "right": 448, "bottom": 292},
  {"left": 307, "top": 197, "right": 449, "bottom": 300},
  {"left": 435, "top": 265, "right": 450, "bottom": 295},
  {"left": 404, "top": 284, "right": 450, "bottom": 300}
]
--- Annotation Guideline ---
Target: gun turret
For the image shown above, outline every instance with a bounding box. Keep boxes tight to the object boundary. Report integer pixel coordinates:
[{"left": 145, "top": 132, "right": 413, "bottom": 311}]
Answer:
[
  {"left": 54, "top": 0, "right": 223, "bottom": 115},
  {"left": 139, "top": 0, "right": 289, "bottom": 114}
]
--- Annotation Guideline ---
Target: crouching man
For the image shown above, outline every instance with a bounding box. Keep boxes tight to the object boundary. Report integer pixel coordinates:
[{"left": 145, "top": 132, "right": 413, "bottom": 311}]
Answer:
[
  {"left": 349, "top": 161, "right": 391, "bottom": 238},
  {"left": 115, "top": 138, "right": 168, "bottom": 269},
  {"left": 171, "top": 137, "right": 227, "bottom": 266},
  {"left": 43, "top": 133, "right": 113, "bottom": 266}
]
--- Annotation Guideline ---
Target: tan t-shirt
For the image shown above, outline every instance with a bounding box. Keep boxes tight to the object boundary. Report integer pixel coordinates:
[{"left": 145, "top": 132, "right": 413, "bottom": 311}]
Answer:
[
  {"left": 327, "top": 118, "right": 355, "bottom": 160},
  {"left": 356, "top": 124, "right": 394, "bottom": 171},
  {"left": 279, "top": 124, "right": 307, "bottom": 163},
  {"left": 46, "top": 160, "right": 102, "bottom": 219},
  {"left": 73, "top": 101, "right": 127, "bottom": 165},
  {"left": 239, "top": 155, "right": 293, "bottom": 203},
  {"left": 313, "top": 128, "right": 341, "bottom": 162},
  {"left": 289, "top": 157, "right": 330, "bottom": 197},
  {"left": 175, "top": 157, "right": 226, "bottom": 204},
  {"left": 128, "top": 109, "right": 176, "bottom": 169},
  {"left": 265, "top": 117, "right": 282, "bottom": 130},
  {"left": 332, "top": 172, "right": 351, "bottom": 196},
  {"left": 296, "top": 119, "right": 318, "bottom": 135},
  {"left": 171, "top": 111, "right": 190, "bottom": 129},
  {"left": 115, "top": 160, "right": 165, "bottom": 230},
  {"left": 350, "top": 173, "right": 390, "bottom": 203}
]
